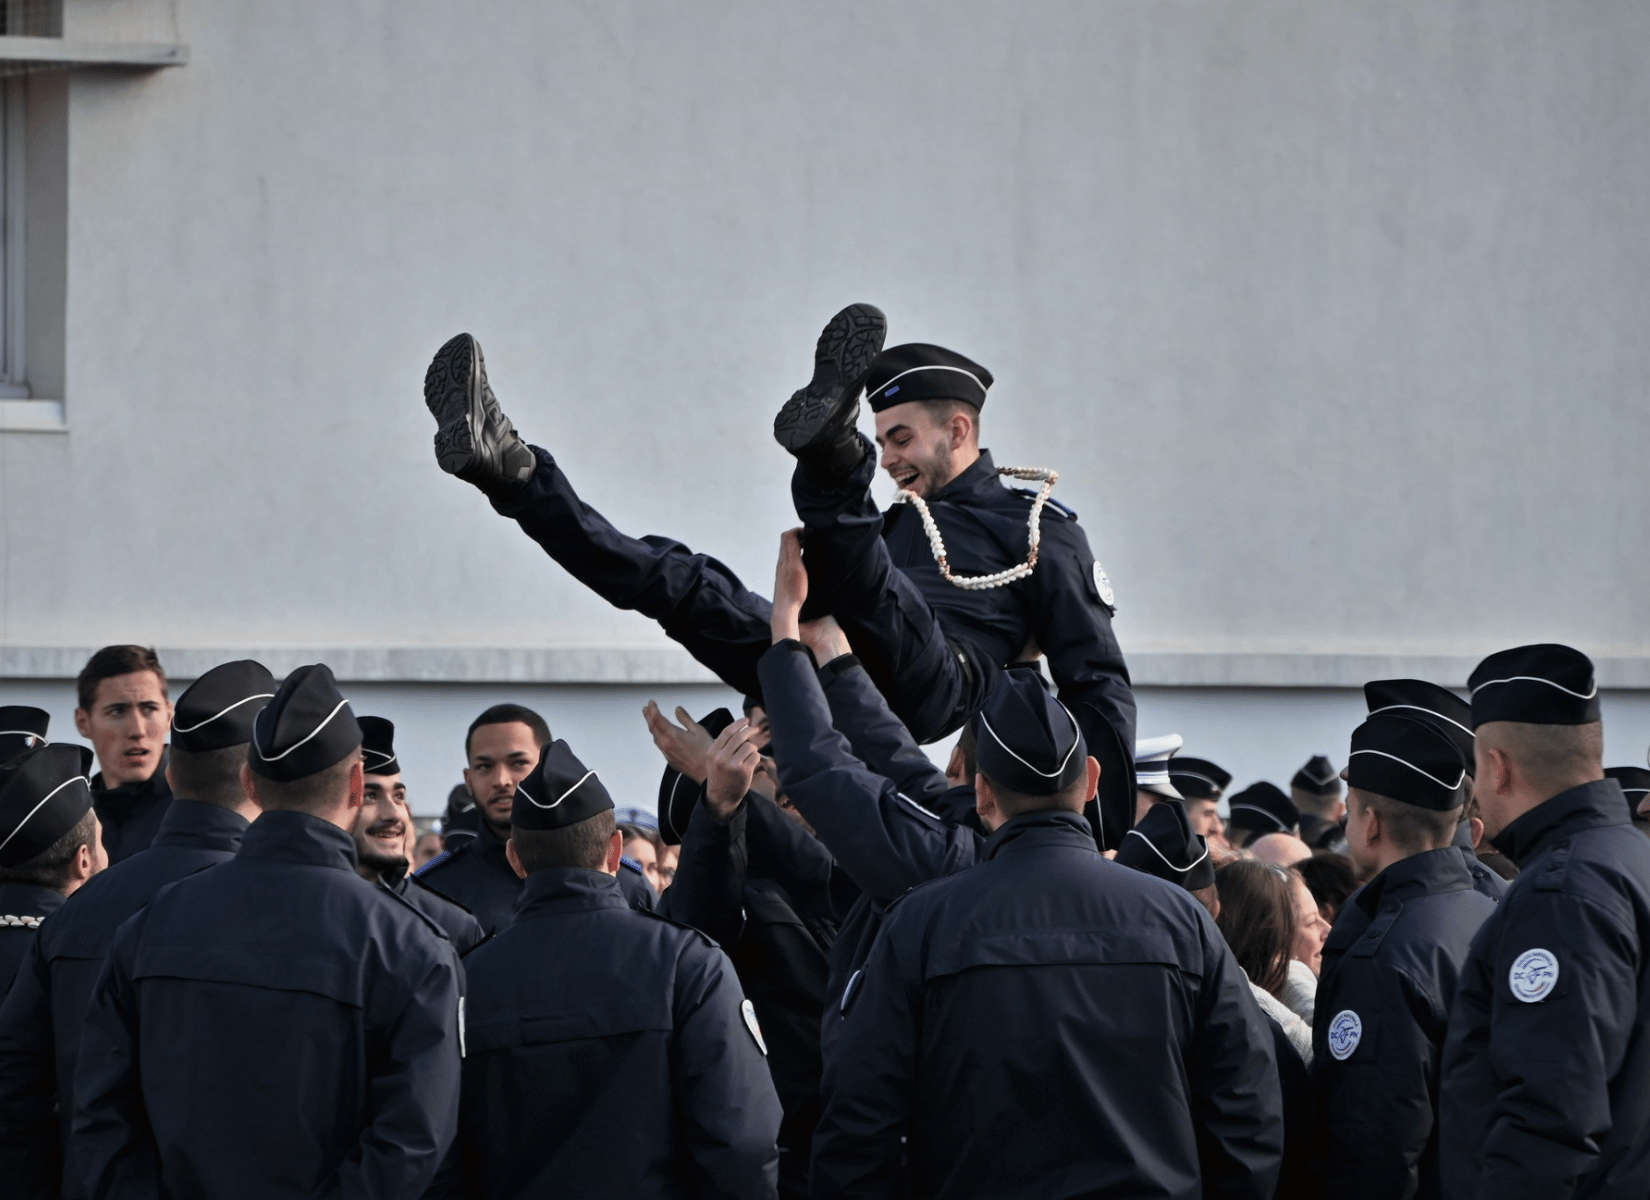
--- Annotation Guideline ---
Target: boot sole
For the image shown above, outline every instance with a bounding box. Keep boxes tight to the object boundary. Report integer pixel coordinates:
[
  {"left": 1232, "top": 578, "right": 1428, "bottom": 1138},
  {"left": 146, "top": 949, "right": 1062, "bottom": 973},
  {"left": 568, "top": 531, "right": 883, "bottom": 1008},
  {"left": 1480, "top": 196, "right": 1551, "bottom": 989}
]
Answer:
[
  {"left": 773, "top": 303, "right": 887, "bottom": 451},
  {"left": 426, "top": 333, "right": 481, "bottom": 475}
]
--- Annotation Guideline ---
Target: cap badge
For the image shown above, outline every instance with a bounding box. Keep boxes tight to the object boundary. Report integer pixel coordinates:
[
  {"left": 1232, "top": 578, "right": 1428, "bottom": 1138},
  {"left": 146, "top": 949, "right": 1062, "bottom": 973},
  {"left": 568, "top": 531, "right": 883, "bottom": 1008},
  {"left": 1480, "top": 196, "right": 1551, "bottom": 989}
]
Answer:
[
  {"left": 1327, "top": 1009, "right": 1362, "bottom": 1060},
  {"left": 1509, "top": 948, "right": 1559, "bottom": 1003},
  {"left": 740, "top": 999, "right": 768, "bottom": 1056},
  {"left": 885, "top": 385, "right": 899, "bottom": 396}
]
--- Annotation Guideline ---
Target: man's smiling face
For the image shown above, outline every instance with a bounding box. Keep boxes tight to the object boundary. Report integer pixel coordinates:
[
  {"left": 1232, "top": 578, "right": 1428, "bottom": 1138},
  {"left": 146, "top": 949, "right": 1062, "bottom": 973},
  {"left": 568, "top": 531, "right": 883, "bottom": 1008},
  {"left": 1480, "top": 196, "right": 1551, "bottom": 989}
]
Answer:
[
  {"left": 75, "top": 671, "right": 172, "bottom": 788},
  {"left": 874, "top": 400, "right": 977, "bottom": 499}
]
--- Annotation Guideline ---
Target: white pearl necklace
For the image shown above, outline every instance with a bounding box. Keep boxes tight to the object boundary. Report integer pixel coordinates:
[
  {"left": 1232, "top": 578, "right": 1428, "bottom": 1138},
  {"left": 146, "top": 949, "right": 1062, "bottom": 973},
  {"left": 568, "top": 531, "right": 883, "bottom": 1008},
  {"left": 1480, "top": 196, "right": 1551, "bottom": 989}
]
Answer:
[{"left": 891, "top": 466, "right": 1059, "bottom": 590}]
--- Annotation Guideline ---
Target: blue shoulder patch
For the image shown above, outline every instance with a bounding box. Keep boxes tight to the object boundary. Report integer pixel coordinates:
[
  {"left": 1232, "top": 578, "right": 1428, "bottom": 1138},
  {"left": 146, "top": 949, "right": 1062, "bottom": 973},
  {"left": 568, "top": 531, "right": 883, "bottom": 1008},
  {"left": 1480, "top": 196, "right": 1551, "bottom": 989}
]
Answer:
[
  {"left": 1008, "top": 487, "right": 1077, "bottom": 521},
  {"left": 414, "top": 849, "right": 453, "bottom": 875}
]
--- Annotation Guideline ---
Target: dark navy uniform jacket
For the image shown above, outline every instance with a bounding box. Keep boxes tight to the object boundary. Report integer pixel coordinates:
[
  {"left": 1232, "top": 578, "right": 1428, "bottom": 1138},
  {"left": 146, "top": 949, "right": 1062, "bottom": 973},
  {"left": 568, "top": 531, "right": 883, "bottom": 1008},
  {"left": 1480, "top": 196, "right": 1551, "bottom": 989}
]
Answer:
[
  {"left": 1440, "top": 778, "right": 1650, "bottom": 1200},
  {"left": 72, "top": 810, "right": 463, "bottom": 1200},
  {"left": 0, "top": 799, "right": 248, "bottom": 1199},
  {"left": 1452, "top": 819, "right": 1511, "bottom": 901},
  {"left": 661, "top": 788, "right": 836, "bottom": 1198},
  {"left": 880, "top": 450, "right": 1138, "bottom": 847},
  {"left": 757, "top": 643, "right": 980, "bottom": 1061},
  {"left": 0, "top": 884, "right": 62, "bottom": 994},
  {"left": 812, "top": 809, "right": 1283, "bottom": 1200},
  {"left": 1310, "top": 847, "right": 1495, "bottom": 1200},
  {"left": 415, "top": 819, "right": 523, "bottom": 936},
  {"left": 426, "top": 868, "right": 782, "bottom": 1200},
  {"left": 619, "top": 857, "right": 658, "bottom": 910},
  {"left": 90, "top": 754, "right": 175, "bottom": 864},
  {"left": 385, "top": 865, "right": 485, "bottom": 954}
]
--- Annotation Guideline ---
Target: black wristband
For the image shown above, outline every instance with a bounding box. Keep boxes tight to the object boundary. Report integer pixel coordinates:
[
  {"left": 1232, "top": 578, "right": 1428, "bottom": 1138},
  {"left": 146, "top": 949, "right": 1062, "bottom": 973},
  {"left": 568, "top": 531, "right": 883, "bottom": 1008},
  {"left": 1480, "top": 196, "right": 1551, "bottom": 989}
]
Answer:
[{"left": 819, "top": 653, "right": 862, "bottom": 681}]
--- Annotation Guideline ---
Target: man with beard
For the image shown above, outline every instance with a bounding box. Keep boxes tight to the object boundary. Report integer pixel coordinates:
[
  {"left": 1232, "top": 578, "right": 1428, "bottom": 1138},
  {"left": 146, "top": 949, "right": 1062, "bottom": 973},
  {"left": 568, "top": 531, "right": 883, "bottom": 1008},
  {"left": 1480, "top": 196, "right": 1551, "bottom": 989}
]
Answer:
[
  {"left": 0, "top": 660, "right": 273, "bottom": 1200},
  {"left": 353, "top": 716, "right": 483, "bottom": 953},
  {"left": 422, "top": 304, "right": 1137, "bottom": 850},
  {"left": 73, "top": 646, "right": 175, "bottom": 863}
]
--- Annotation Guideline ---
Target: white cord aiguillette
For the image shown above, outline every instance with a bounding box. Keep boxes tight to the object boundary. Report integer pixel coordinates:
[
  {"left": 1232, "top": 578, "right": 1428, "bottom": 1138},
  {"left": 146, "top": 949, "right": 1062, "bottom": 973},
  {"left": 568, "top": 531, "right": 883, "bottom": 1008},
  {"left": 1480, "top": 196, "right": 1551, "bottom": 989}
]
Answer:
[{"left": 892, "top": 467, "right": 1058, "bottom": 590}]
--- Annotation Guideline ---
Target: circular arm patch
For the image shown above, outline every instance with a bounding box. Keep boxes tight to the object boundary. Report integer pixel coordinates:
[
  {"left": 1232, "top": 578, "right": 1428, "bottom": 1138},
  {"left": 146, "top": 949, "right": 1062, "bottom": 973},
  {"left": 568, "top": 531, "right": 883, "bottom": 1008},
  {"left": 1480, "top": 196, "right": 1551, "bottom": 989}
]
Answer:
[
  {"left": 1509, "top": 948, "right": 1559, "bottom": 1003},
  {"left": 1327, "top": 1009, "right": 1362, "bottom": 1060}
]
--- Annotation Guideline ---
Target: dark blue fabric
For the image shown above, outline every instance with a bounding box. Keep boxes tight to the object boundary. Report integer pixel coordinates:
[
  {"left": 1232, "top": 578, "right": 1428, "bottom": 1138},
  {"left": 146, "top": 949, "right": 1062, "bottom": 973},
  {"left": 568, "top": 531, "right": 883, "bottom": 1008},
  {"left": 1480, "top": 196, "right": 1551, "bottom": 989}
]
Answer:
[
  {"left": 415, "top": 819, "right": 522, "bottom": 936},
  {"left": 90, "top": 754, "right": 174, "bottom": 865},
  {"left": 393, "top": 872, "right": 485, "bottom": 955},
  {"left": 425, "top": 868, "right": 781, "bottom": 1200},
  {"left": 1311, "top": 847, "right": 1496, "bottom": 1199},
  {"left": 0, "top": 884, "right": 63, "bottom": 994},
  {"left": 617, "top": 859, "right": 658, "bottom": 911},
  {"left": 811, "top": 810, "right": 1283, "bottom": 1200},
  {"left": 72, "top": 810, "right": 462, "bottom": 1200},
  {"left": 1451, "top": 817, "right": 1511, "bottom": 900},
  {"left": 0, "top": 799, "right": 247, "bottom": 1199},
  {"left": 1441, "top": 778, "right": 1650, "bottom": 1200}
]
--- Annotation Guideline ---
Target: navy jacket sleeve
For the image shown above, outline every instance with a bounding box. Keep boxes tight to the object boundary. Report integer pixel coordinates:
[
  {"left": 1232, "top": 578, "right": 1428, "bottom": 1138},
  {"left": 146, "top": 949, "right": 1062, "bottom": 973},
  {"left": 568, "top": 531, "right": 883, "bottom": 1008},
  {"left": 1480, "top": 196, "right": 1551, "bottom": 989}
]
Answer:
[
  {"left": 1027, "top": 516, "right": 1138, "bottom": 850},
  {"left": 71, "top": 911, "right": 161, "bottom": 1199},
  {"left": 659, "top": 795, "right": 749, "bottom": 949},
  {"left": 817, "top": 654, "right": 949, "bottom": 805},
  {"left": 670, "top": 938, "right": 783, "bottom": 1199},
  {"left": 758, "top": 641, "right": 978, "bottom": 901},
  {"left": 1311, "top": 957, "right": 1438, "bottom": 1199},
  {"left": 1186, "top": 914, "right": 1286, "bottom": 1200},
  {"left": 0, "top": 938, "right": 61, "bottom": 1200},
  {"left": 808, "top": 909, "right": 920, "bottom": 1200},
  {"left": 742, "top": 789, "right": 839, "bottom": 929}
]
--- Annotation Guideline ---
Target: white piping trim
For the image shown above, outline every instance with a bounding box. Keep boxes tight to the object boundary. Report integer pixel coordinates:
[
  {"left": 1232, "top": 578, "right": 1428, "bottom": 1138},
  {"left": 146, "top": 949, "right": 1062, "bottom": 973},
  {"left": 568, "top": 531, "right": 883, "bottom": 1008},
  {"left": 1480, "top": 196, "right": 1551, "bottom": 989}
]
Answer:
[
  {"left": 1369, "top": 704, "right": 1475, "bottom": 737},
  {"left": 666, "top": 772, "right": 689, "bottom": 838},
  {"left": 1618, "top": 787, "right": 1650, "bottom": 795},
  {"left": 1168, "top": 769, "right": 1223, "bottom": 790},
  {"left": 1470, "top": 674, "right": 1597, "bottom": 701},
  {"left": 0, "top": 775, "right": 89, "bottom": 856},
  {"left": 0, "top": 730, "right": 44, "bottom": 741},
  {"left": 869, "top": 364, "right": 986, "bottom": 402},
  {"left": 172, "top": 692, "right": 274, "bottom": 735},
  {"left": 1229, "top": 803, "right": 1289, "bottom": 831},
  {"left": 978, "top": 702, "right": 1081, "bottom": 779},
  {"left": 1348, "top": 748, "right": 1467, "bottom": 791},
  {"left": 1123, "top": 827, "right": 1210, "bottom": 874},
  {"left": 1299, "top": 764, "right": 1339, "bottom": 786},
  {"left": 252, "top": 698, "right": 352, "bottom": 762},
  {"left": 517, "top": 769, "right": 597, "bottom": 810},
  {"left": 896, "top": 792, "right": 943, "bottom": 821}
]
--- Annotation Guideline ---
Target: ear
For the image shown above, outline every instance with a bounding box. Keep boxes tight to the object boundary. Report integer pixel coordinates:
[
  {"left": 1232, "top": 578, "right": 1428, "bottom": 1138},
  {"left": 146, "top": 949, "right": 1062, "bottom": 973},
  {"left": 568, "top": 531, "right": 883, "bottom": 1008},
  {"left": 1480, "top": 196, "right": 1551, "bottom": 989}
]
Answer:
[
  {"left": 345, "top": 759, "right": 365, "bottom": 811},
  {"left": 240, "top": 764, "right": 260, "bottom": 807},
  {"left": 974, "top": 774, "right": 1001, "bottom": 827},
  {"left": 73, "top": 708, "right": 92, "bottom": 739},
  {"left": 1364, "top": 805, "right": 1382, "bottom": 846},
  {"left": 604, "top": 830, "right": 625, "bottom": 875},
  {"left": 949, "top": 410, "right": 974, "bottom": 450},
  {"left": 505, "top": 837, "right": 527, "bottom": 880},
  {"left": 164, "top": 762, "right": 176, "bottom": 794},
  {"left": 1481, "top": 746, "right": 1514, "bottom": 795},
  {"left": 1469, "top": 814, "right": 1485, "bottom": 848},
  {"left": 1083, "top": 755, "right": 1102, "bottom": 804},
  {"left": 74, "top": 840, "right": 94, "bottom": 880},
  {"left": 945, "top": 743, "right": 967, "bottom": 779}
]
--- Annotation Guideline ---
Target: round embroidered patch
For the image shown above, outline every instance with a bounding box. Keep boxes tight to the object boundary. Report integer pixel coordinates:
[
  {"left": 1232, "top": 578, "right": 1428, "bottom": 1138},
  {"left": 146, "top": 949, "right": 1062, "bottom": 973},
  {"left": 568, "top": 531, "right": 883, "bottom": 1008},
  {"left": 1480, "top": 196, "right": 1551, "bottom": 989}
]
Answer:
[
  {"left": 1509, "top": 948, "right": 1559, "bottom": 1003},
  {"left": 1093, "top": 561, "right": 1116, "bottom": 608},
  {"left": 1327, "top": 1009, "right": 1362, "bottom": 1061},
  {"left": 741, "top": 999, "right": 768, "bottom": 1056}
]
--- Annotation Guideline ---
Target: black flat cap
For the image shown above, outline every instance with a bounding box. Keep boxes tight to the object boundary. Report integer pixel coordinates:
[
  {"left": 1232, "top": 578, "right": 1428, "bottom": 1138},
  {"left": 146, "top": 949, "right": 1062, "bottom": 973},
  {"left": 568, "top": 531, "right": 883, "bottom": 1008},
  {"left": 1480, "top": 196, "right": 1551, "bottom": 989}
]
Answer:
[
  {"left": 973, "top": 669, "right": 1086, "bottom": 797},
  {"left": 1167, "top": 756, "right": 1231, "bottom": 801},
  {"left": 0, "top": 706, "right": 50, "bottom": 766},
  {"left": 358, "top": 716, "right": 401, "bottom": 777},
  {"left": 1605, "top": 767, "right": 1650, "bottom": 800},
  {"left": 0, "top": 743, "right": 94, "bottom": 868},
  {"left": 865, "top": 343, "right": 993, "bottom": 413},
  {"left": 170, "top": 660, "right": 275, "bottom": 753},
  {"left": 1227, "top": 782, "right": 1299, "bottom": 835},
  {"left": 1469, "top": 644, "right": 1599, "bottom": 728},
  {"left": 1364, "top": 679, "right": 1475, "bottom": 778},
  {"left": 1116, "top": 799, "right": 1215, "bottom": 891},
  {"left": 248, "top": 664, "right": 362, "bottom": 783},
  {"left": 1291, "top": 755, "right": 1341, "bottom": 796},
  {"left": 657, "top": 708, "right": 734, "bottom": 846},
  {"left": 514, "top": 739, "right": 613, "bottom": 831},
  {"left": 1347, "top": 713, "right": 1468, "bottom": 811}
]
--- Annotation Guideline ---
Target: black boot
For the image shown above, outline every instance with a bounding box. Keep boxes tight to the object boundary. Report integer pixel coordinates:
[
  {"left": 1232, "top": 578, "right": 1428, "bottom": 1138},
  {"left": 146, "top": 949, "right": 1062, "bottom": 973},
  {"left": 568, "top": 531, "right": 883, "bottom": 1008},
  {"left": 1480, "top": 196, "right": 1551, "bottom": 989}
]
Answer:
[
  {"left": 425, "top": 333, "right": 537, "bottom": 501},
  {"left": 772, "top": 303, "right": 886, "bottom": 484}
]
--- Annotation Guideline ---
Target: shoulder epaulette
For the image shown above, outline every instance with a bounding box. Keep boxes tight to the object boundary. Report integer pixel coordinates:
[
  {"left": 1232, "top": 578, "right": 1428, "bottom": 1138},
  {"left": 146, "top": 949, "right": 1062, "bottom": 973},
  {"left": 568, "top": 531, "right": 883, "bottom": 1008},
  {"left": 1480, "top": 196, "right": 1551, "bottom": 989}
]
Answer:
[
  {"left": 375, "top": 881, "right": 451, "bottom": 942},
  {"left": 634, "top": 905, "right": 720, "bottom": 950},
  {"left": 415, "top": 847, "right": 459, "bottom": 876},
  {"left": 407, "top": 873, "right": 479, "bottom": 916},
  {"left": 1008, "top": 487, "right": 1077, "bottom": 522}
]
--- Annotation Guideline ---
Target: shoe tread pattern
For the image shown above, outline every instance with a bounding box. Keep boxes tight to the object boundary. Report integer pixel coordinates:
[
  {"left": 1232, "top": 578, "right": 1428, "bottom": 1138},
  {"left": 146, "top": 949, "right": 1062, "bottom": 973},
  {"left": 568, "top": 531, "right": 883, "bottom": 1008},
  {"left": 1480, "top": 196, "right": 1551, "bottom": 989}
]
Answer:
[
  {"left": 773, "top": 303, "right": 887, "bottom": 450},
  {"left": 426, "top": 332, "right": 480, "bottom": 475}
]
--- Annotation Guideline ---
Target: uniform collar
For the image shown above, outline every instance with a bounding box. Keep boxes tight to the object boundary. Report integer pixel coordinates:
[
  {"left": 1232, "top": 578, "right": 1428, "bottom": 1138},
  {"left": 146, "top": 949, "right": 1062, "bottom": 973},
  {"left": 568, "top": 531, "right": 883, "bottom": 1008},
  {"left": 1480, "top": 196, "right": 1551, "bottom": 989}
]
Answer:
[
  {"left": 151, "top": 798, "right": 250, "bottom": 853},
  {"left": 1354, "top": 846, "right": 1476, "bottom": 918},
  {"left": 1491, "top": 778, "right": 1629, "bottom": 868},
  {"left": 517, "top": 867, "right": 627, "bottom": 916},
  {"left": 239, "top": 809, "right": 359, "bottom": 872},
  {"left": 930, "top": 449, "right": 1000, "bottom": 504},
  {"left": 0, "top": 882, "right": 66, "bottom": 918},
  {"left": 983, "top": 808, "right": 1097, "bottom": 859},
  {"left": 472, "top": 817, "right": 512, "bottom": 863}
]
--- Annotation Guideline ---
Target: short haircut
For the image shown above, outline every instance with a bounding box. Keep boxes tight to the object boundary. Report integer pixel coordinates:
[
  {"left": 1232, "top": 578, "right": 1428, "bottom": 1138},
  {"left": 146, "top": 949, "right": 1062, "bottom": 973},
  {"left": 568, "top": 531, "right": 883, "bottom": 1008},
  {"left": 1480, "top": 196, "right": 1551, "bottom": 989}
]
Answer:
[
  {"left": 1294, "top": 853, "right": 1360, "bottom": 919},
  {"left": 512, "top": 810, "right": 616, "bottom": 874},
  {"left": 1479, "top": 720, "right": 1604, "bottom": 796},
  {"left": 77, "top": 645, "right": 166, "bottom": 712},
  {"left": 0, "top": 809, "right": 99, "bottom": 889},
  {"left": 1213, "top": 859, "right": 1296, "bottom": 996},
  {"left": 617, "top": 822, "right": 660, "bottom": 853},
  {"left": 252, "top": 751, "right": 359, "bottom": 816},
  {"left": 167, "top": 744, "right": 250, "bottom": 809},
  {"left": 955, "top": 721, "right": 977, "bottom": 781},
  {"left": 465, "top": 704, "right": 551, "bottom": 759},
  {"left": 979, "top": 767, "right": 1087, "bottom": 821},
  {"left": 917, "top": 398, "right": 980, "bottom": 440},
  {"left": 1349, "top": 789, "right": 1462, "bottom": 854}
]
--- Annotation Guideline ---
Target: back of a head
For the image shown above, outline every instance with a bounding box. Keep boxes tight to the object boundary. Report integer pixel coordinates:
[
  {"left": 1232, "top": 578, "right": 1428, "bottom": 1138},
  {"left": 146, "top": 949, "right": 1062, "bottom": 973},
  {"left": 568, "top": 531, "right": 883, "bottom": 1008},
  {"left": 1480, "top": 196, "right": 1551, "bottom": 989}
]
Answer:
[
  {"left": 1294, "top": 853, "right": 1360, "bottom": 915},
  {"left": 1214, "top": 859, "right": 1296, "bottom": 995},
  {"left": 466, "top": 703, "right": 551, "bottom": 759},
  {"left": 973, "top": 669, "right": 1089, "bottom": 823},
  {"left": 247, "top": 665, "right": 363, "bottom": 816},
  {"left": 1469, "top": 643, "right": 1604, "bottom": 800},
  {"left": 168, "top": 659, "right": 277, "bottom": 809},
  {"left": 77, "top": 644, "right": 166, "bottom": 712},
  {"left": 510, "top": 739, "right": 617, "bottom": 874},
  {"left": 1290, "top": 755, "right": 1342, "bottom": 814},
  {"left": 0, "top": 743, "right": 98, "bottom": 889},
  {"left": 1249, "top": 832, "right": 1312, "bottom": 867}
]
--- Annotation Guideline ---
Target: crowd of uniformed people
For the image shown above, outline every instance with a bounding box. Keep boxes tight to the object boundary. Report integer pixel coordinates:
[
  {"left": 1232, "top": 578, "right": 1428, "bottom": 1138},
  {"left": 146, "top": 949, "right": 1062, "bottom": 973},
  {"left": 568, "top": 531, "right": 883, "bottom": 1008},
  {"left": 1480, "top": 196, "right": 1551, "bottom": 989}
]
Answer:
[{"left": 1, "top": 311, "right": 1648, "bottom": 1198}]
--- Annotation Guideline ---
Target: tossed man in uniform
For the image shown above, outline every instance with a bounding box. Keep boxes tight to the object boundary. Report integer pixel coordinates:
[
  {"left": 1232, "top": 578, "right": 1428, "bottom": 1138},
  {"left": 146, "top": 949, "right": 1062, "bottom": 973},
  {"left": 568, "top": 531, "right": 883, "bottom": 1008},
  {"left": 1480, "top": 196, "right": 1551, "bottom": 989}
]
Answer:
[
  {"left": 351, "top": 715, "right": 484, "bottom": 952},
  {"left": 427, "top": 737, "right": 782, "bottom": 1199},
  {"left": 1440, "top": 644, "right": 1650, "bottom": 1199},
  {"left": 0, "top": 660, "right": 274, "bottom": 1200},
  {"left": 807, "top": 669, "right": 1282, "bottom": 1199},
  {"left": 1310, "top": 711, "right": 1495, "bottom": 1199},
  {"left": 422, "top": 304, "right": 1137, "bottom": 847},
  {"left": 73, "top": 664, "right": 463, "bottom": 1200}
]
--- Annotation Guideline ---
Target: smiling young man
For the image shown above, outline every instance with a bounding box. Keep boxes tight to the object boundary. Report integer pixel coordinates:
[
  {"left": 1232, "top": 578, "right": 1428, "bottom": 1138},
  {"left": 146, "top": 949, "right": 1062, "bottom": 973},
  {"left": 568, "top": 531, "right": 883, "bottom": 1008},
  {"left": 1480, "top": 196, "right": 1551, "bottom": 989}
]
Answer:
[
  {"left": 423, "top": 305, "right": 1137, "bottom": 849},
  {"left": 415, "top": 703, "right": 549, "bottom": 936},
  {"left": 74, "top": 646, "right": 175, "bottom": 863}
]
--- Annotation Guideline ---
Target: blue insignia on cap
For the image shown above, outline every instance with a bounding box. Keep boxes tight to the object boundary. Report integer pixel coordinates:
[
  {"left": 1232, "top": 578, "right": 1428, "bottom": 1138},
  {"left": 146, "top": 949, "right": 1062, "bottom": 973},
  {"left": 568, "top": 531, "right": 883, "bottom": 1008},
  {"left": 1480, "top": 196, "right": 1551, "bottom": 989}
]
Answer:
[{"left": 886, "top": 385, "right": 899, "bottom": 396}]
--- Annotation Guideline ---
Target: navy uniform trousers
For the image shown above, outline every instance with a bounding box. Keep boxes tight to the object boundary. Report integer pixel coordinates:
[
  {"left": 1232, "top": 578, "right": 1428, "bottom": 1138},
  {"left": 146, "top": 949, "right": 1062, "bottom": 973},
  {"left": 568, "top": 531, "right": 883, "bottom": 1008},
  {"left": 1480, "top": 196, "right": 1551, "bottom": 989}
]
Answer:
[
  {"left": 491, "top": 439, "right": 1139, "bottom": 848},
  {"left": 0, "top": 799, "right": 249, "bottom": 1200}
]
